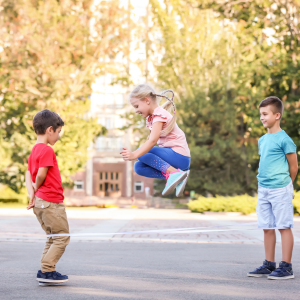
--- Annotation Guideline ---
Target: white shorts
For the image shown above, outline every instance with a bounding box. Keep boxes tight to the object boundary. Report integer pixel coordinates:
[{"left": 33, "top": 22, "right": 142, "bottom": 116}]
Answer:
[{"left": 256, "top": 181, "right": 294, "bottom": 229}]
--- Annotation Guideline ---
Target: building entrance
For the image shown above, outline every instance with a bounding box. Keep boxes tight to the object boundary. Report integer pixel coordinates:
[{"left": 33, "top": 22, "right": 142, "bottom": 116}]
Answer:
[{"left": 98, "top": 171, "right": 122, "bottom": 197}]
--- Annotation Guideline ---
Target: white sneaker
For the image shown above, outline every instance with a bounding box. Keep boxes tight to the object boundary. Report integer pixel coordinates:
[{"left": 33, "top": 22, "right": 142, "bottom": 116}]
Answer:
[
  {"left": 162, "top": 169, "right": 187, "bottom": 196},
  {"left": 38, "top": 282, "right": 62, "bottom": 286}
]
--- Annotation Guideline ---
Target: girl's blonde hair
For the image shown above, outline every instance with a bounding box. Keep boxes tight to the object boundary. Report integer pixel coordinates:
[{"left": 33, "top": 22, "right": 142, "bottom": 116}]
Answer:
[{"left": 129, "top": 84, "right": 176, "bottom": 136}]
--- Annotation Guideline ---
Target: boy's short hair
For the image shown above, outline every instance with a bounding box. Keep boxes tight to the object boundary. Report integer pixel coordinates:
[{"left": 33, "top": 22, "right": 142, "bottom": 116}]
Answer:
[
  {"left": 33, "top": 109, "right": 64, "bottom": 134},
  {"left": 259, "top": 96, "right": 283, "bottom": 118}
]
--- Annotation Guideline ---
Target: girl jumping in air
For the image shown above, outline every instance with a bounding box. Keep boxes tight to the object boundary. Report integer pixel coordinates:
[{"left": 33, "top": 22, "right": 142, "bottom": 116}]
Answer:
[{"left": 120, "top": 84, "right": 191, "bottom": 197}]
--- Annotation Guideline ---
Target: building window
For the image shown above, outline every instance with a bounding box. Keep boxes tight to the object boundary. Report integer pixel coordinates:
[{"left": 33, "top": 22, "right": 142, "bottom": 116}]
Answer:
[
  {"left": 106, "top": 117, "right": 114, "bottom": 129},
  {"left": 95, "top": 136, "right": 123, "bottom": 152},
  {"left": 134, "top": 181, "right": 144, "bottom": 193},
  {"left": 74, "top": 180, "right": 84, "bottom": 191},
  {"left": 91, "top": 91, "right": 124, "bottom": 109},
  {"left": 115, "top": 116, "right": 123, "bottom": 128},
  {"left": 98, "top": 171, "right": 122, "bottom": 196},
  {"left": 115, "top": 94, "right": 124, "bottom": 108}
]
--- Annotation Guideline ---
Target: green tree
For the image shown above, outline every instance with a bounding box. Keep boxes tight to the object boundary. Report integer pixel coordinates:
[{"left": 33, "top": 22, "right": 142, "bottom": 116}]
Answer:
[
  {"left": 150, "top": 0, "right": 258, "bottom": 195},
  {"left": 202, "top": 0, "right": 300, "bottom": 189},
  {"left": 0, "top": 0, "right": 127, "bottom": 191}
]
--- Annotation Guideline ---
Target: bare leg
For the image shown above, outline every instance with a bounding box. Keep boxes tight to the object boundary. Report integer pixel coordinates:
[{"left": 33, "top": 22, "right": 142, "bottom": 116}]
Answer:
[
  {"left": 278, "top": 228, "right": 293, "bottom": 263},
  {"left": 166, "top": 166, "right": 177, "bottom": 173},
  {"left": 264, "top": 229, "right": 276, "bottom": 262}
]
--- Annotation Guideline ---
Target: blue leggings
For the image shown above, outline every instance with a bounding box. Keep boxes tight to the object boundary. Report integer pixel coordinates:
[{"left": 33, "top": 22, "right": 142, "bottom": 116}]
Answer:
[{"left": 134, "top": 147, "right": 191, "bottom": 179}]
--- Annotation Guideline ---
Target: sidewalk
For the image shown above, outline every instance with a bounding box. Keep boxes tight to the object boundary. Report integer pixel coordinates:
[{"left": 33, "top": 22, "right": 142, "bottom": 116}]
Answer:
[{"left": 1, "top": 208, "right": 300, "bottom": 245}]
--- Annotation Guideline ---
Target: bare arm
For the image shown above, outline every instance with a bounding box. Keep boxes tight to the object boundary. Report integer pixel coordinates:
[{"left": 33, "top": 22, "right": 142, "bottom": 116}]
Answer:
[
  {"left": 121, "top": 122, "right": 164, "bottom": 161},
  {"left": 25, "top": 170, "right": 34, "bottom": 198},
  {"left": 26, "top": 170, "right": 35, "bottom": 210},
  {"left": 286, "top": 153, "right": 298, "bottom": 182},
  {"left": 33, "top": 167, "right": 49, "bottom": 191}
]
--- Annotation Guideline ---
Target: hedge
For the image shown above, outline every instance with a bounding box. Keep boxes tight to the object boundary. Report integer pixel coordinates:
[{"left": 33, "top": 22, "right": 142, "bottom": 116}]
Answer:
[{"left": 188, "top": 191, "right": 300, "bottom": 215}]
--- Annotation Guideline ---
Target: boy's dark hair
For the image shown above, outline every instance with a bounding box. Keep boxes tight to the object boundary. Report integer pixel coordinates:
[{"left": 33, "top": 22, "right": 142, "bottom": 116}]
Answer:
[
  {"left": 259, "top": 96, "right": 283, "bottom": 118},
  {"left": 33, "top": 109, "right": 64, "bottom": 134}
]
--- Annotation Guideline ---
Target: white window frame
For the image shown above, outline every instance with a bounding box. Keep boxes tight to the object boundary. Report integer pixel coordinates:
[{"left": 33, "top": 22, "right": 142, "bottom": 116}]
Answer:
[
  {"left": 74, "top": 180, "right": 84, "bottom": 191},
  {"left": 134, "top": 181, "right": 144, "bottom": 193}
]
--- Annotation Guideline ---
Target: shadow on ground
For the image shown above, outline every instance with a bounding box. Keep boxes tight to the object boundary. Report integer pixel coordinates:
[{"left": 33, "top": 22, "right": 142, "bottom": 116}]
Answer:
[{"left": 1, "top": 242, "right": 300, "bottom": 300}]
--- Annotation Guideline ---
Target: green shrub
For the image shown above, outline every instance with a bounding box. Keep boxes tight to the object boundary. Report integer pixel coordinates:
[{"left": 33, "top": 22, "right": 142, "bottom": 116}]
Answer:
[
  {"left": 187, "top": 194, "right": 257, "bottom": 215},
  {"left": 293, "top": 191, "right": 300, "bottom": 215},
  {"left": 0, "top": 185, "right": 27, "bottom": 204},
  {"left": 188, "top": 191, "right": 300, "bottom": 215}
]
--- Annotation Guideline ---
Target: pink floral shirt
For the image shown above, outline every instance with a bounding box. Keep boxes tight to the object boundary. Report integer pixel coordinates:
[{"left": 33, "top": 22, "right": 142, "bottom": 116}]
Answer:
[{"left": 146, "top": 106, "right": 190, "bottom": 157}]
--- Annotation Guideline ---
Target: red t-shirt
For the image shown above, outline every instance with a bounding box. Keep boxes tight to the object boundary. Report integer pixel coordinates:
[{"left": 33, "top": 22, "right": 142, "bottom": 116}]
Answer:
[{"left": 28, "top": 143, "right": 64, "bottom": 203}]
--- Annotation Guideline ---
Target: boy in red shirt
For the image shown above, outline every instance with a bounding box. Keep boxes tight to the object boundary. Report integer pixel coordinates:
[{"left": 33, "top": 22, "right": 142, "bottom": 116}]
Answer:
[{"left": 26, "top": 109, "right": 70, "bottom": 286}]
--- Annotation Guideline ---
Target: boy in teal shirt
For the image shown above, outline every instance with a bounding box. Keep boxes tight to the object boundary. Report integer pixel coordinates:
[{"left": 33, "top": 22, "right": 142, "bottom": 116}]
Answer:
[{"left": 248, "top": 96, "right": 298, "bottom": 280}]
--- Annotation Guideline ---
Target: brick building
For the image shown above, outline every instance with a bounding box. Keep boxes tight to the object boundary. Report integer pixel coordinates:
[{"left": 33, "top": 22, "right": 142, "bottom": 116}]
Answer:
[
  {"left": 64, "top": 76, "right": 154, "bottom": 205},
  {"left": 64, "top": 0, "right": 155, "bottom": 206}
]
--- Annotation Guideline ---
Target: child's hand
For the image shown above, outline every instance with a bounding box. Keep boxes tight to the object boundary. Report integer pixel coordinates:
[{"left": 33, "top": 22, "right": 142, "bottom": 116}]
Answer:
[
  {"left": 27, "top": 194, "right": 35, "bottom": 210},
  {"left": 32, "top": 182, "right": 37, "bottom": 192},
  {"left": 120, "top": 147, "right": 137, "bottom": 161}
]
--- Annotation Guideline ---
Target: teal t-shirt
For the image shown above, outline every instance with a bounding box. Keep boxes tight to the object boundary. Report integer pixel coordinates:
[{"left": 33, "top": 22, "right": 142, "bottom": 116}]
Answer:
[{"left": 257, "top": 130, "right": 297, "bottom": 188}]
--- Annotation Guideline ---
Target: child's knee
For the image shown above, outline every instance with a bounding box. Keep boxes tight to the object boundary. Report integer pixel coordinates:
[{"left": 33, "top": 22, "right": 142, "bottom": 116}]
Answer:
[{"left": 134, "top": 161, "right": 143, "bottom": 175}]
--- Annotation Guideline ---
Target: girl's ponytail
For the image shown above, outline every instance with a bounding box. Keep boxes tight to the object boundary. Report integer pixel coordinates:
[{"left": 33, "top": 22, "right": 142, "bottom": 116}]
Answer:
[{"left": 152, "top": 89, "right": 176, "bottom": 136}]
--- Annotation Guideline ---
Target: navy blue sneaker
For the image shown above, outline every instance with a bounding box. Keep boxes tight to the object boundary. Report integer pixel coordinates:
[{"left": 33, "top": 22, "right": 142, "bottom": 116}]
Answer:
[
  {"left": 247, "top": 260, "right": 276, "bottom": 277},
  {"left": 268, "top": 261, "right": 294, "bottom": 280},
  {"left": 37, "top": 270, "right": 69, "bottom": 283}
]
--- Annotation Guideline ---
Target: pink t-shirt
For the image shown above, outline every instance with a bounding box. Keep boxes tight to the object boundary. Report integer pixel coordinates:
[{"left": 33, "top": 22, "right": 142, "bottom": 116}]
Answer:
[{"left": 146, "top": 106, "right": 190, "bottom": 157}]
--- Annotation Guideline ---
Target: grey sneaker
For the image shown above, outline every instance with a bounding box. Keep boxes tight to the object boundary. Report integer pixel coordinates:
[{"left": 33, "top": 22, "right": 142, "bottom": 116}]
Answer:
[{"left": 247, "top": 260, "right": 276, "bottom": 277}]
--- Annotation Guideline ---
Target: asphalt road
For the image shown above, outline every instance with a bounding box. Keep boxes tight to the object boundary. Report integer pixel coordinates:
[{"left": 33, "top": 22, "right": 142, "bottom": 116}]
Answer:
[
  {"left": 1, "top": 241, "right": 300, "bottom": 300},
  {"left": 1, "top": 209, "right": 300, "bottom": 299}
]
